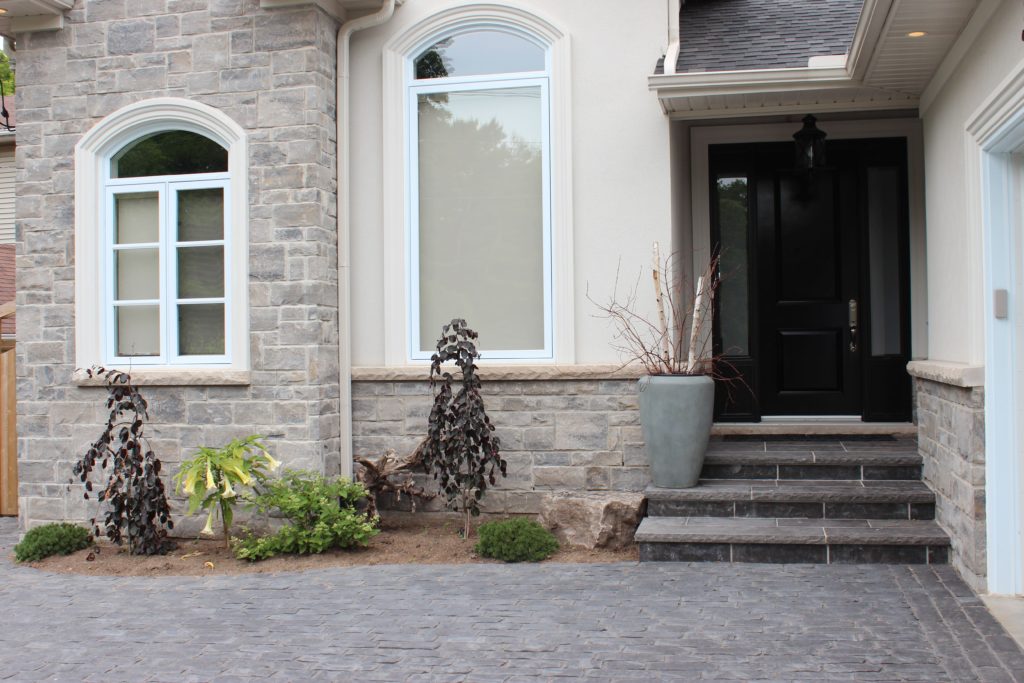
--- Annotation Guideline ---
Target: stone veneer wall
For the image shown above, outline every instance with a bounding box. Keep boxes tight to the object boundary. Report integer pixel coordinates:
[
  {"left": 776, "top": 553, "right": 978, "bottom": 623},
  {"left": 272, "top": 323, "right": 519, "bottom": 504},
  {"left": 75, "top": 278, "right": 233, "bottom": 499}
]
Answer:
[
  {"left": 16, "top": 0, "right": 342, "bottom": 531},
  {"left": 352, "top": 378, "right": 648, "bottom": 514},
  {"left": 915, "top": 377, "right": 987, "bottom": 591}
]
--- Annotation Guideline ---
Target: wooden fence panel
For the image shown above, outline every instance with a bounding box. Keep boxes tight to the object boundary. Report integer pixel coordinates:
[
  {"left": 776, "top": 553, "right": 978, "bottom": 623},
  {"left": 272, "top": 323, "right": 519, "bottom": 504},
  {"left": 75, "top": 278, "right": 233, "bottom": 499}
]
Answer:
[{"left": 0, "top": 345, "right": 16, "bottom": 516}]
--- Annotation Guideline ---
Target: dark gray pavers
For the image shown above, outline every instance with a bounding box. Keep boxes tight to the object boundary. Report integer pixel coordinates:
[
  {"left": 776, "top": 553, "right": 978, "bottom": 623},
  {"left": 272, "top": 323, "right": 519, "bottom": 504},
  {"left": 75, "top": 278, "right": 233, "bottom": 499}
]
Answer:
[{"left": 0, "top": 516, "right": 1021, "bottom": 682}]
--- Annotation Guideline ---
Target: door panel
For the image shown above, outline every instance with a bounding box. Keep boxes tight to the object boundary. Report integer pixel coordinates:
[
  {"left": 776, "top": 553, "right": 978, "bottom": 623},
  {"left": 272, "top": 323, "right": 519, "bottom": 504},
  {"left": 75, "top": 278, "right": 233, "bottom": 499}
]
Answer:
[{"left": 710, "top": 138, "right": 912, "bottom": 422}]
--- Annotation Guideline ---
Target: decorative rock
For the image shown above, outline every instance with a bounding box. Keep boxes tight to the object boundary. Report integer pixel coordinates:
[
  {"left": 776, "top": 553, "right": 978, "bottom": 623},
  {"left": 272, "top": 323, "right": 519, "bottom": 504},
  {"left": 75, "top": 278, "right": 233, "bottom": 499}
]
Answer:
[{"left": 539, "top": 492, "right": 647, "bottom": 550}]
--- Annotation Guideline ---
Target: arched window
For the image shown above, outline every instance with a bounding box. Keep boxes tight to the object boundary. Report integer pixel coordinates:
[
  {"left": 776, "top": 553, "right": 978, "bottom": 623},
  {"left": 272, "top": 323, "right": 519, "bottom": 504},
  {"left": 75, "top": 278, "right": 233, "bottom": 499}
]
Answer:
[
  {"left": 75, "top": 99, "right": 248, "bottom": 372},
  {"left": 407, "top": 25, "right": 554, "bottom": 360}
]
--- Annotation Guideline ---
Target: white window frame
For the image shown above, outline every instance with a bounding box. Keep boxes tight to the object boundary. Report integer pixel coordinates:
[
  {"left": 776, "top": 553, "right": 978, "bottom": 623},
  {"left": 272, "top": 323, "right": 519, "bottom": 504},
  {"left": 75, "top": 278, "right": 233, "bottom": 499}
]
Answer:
[
  {"left": 75, "top": 98, "right": 249, "bottom": 374},
  {"left": 406, "top": 45, "right": 553, "bottom": 360},
  {"left": 382, "top": 4, "right": 574, "bottom": 365}
]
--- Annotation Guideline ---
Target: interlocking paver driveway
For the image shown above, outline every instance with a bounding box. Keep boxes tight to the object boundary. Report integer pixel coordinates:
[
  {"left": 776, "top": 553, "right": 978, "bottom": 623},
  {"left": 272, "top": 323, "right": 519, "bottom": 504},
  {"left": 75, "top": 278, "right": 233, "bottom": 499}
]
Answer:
[{"left": 1, "top": 517, "right": 1021, "bottom": 682}]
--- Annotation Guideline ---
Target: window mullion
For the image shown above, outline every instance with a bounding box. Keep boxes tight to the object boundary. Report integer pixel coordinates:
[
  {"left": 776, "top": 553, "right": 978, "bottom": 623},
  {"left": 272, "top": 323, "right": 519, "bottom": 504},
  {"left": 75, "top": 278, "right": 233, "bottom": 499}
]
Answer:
[{"left": 163, "top": 181, "right": 175, "bottom": 364}]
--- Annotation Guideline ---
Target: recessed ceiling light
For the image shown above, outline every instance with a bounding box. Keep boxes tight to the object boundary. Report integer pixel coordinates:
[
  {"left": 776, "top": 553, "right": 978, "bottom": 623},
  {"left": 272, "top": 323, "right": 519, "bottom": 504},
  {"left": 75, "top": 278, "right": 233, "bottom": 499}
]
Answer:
[{"left": 907, "top": 31, "right": 927, "bottom": 38}]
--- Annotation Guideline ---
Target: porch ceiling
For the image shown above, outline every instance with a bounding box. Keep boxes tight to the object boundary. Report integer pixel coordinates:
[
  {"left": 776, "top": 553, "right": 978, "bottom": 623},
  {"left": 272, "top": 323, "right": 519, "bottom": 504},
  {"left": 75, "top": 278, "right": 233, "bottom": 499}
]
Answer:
[
  {"left": 651, "top": 0, "right": 981, "bottom": 119},
  {"left": 0, "top": 0, "right": 72, "bottom": 36}
]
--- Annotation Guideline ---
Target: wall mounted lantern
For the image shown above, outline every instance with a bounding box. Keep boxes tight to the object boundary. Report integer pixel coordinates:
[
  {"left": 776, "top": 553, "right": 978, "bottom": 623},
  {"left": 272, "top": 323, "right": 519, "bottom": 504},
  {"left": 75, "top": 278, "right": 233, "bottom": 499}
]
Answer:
[{"left": 793, "top": 114, "right": 826, "bottom": 171}]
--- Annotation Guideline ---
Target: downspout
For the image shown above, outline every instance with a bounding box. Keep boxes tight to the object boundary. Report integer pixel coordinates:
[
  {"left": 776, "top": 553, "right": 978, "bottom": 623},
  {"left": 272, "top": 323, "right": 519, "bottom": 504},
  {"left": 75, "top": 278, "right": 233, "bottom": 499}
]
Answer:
[
  {"left": 337, "top": 0, "right": 397, "bottom": 478},
  {"left": 664, "top": 0, "right": 680, "bottom": 75}
]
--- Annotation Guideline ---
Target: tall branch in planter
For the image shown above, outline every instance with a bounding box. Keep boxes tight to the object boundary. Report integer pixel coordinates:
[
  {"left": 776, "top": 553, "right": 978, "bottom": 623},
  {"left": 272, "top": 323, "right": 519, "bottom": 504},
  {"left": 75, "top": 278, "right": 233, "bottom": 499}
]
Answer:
[
  {"left": 420, "top": 319, "right": 507, "bottom": 538},
  {"left": 590, "top": 245, "right": 722, "bottom": 377},
  {"left": 70, "top": 366, "right": 175, "bottom": 555}
]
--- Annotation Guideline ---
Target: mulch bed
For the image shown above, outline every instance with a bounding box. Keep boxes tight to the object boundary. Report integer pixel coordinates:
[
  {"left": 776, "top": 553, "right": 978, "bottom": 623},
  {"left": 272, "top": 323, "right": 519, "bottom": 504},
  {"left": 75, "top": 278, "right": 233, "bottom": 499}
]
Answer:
[{"left": 18, "top": 514, "right": 638, "bottom": 576}]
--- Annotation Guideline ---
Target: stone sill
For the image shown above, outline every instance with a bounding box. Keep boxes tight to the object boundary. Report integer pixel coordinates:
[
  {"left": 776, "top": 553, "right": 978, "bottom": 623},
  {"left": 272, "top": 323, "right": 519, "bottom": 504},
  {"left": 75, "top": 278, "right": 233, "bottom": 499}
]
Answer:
[
  {"left": 351, "top": 364, "right": 646, "bottom": 382},
  {"left": 907, "top": 360, "right": 985, "bottom": 388},
  {"left": 72, "top": 369, "right": 251, "bottom": 387}
]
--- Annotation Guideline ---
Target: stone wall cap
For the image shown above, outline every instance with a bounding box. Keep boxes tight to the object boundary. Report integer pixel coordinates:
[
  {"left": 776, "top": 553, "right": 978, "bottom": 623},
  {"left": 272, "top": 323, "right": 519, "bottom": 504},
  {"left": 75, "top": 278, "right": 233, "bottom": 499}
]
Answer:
[
  {"left": 907, "top": 360, "right": 985, "bottom": 388},
  {"left": 352, "top": 364, "right": 646, "bottom": 382},
  {"left": 72, "top": 369, "right": 251, "bottom": 387}
]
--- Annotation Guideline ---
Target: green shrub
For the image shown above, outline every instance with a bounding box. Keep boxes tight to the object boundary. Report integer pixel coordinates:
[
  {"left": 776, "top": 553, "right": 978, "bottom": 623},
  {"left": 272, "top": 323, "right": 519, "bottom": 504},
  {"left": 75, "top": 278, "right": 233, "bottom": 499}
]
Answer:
[
  {"left": 14, "top": 523, "right": 92, "bottom": 563},
  {"left": 233, "top": 470, "right": 379, "bottom": 561},
  {"left": 474, "top": 518, "right": 559, "bottom": 562}
]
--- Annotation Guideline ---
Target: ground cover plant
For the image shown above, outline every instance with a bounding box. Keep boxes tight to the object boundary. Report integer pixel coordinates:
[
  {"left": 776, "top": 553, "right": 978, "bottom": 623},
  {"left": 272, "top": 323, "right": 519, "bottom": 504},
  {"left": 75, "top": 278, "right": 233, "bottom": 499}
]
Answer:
[
  {"left": 421, "top": 319, "right": 506, "bottom": 538},
  {"left": 71, "top": 367, "right": 174, "bottom": 555},
  {"left": 174, "top": 435, "right": 280, "bottom": 549},
  {"left": 474, "top": 518, "right": 559, "bottom": 562},
  {"left": 233, "top": 471, "right": 379, "bottom": 561},
  {"left": 14, "top": 523, "right": 92, "bottom": 563}
]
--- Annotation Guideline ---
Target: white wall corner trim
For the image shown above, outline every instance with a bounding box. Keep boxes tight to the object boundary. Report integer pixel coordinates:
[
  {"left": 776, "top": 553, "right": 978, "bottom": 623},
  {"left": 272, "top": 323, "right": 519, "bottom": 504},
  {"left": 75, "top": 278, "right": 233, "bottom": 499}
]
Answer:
[
  {"left": 966, "top": 56, "right": 1024, "bottom": 595},
  {"left": 381, "top": 2, "right": 574, "bottom": 366},
  {"left": 73, "top": 98, "right": 250, "bottom": 374}
]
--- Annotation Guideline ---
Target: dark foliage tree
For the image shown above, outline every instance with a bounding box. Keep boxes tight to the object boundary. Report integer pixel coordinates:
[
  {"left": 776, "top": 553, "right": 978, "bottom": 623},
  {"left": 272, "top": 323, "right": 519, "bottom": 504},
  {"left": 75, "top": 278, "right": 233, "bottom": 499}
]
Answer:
[
  {"left": 70, "top": 367, "right": 175, "bottom": 555},
  {"left": 421, "top": 320, "right": 506, "bottom": 538}
]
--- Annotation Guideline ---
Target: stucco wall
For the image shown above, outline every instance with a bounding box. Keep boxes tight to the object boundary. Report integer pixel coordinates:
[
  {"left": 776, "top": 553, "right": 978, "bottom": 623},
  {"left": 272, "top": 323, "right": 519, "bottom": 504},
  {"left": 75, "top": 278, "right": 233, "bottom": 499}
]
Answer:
[
  {"left": 920, "top": 0, "right": 1024, "bottom": 365},
  {"left": 15, "top": 0, "right": 342, "bottom": 530},
  {"left": 347, "top": 0, "right": 672, "bottom": 366}
]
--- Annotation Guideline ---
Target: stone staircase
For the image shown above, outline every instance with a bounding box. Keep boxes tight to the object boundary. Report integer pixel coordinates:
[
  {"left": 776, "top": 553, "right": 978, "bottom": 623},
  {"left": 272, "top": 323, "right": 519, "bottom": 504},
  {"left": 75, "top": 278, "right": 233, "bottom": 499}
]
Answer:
[{"left": 634, "top": 435, "right": 951, "bottom": 564}]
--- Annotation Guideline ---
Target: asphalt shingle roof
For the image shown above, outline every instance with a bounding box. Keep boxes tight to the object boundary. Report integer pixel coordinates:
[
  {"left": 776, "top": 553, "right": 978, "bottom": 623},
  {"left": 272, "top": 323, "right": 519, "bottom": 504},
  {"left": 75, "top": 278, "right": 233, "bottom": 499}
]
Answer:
[{"left": 663, "top": 0, "right": 864, "bottom": 74}]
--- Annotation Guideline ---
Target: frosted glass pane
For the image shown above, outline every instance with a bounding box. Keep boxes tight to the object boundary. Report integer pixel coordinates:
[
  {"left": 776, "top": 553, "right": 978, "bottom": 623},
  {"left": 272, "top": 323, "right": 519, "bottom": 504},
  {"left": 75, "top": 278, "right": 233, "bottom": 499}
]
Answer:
[
  {"left": 115, "top": 192, "right": 159, "bottom": 244},
  {"left": 415, "top": 30, "right": 544, "bottom": 79},
  {"left": 112, "top": 131, "right": 227, "bottom": 178},
  {"left": 717, "top": 176, "right": 749, "bottom": 356},
  {"left": 178, "top": 246, "right": 224, "bottom": 299},
  {"left": 417, "top": 87, "right": 545, "bottom": 353},
  {"left": 117, "top": 306, "right": 159, "bottom": 357},
  {"left": 178, "top": 188, "right": 224, "bottom": 242},
  {"left": 178, "top": 304, "right": 225, "bottom": 356},
  {"left": 867, "top": 166, "right": 902, "bottom": 356},
  {"left": 116, "top": 249, "right": 159, "bottom": 300}
]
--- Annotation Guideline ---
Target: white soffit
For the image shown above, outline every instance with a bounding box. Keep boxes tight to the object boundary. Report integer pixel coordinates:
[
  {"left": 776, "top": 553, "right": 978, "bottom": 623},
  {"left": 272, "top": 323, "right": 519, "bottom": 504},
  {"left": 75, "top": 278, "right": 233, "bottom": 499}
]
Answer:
[
  {"left": 651, "top": 0, "right": 981, "bottom": 119},
  {"left": 0, "top": 0, "right": 72, "bottom": 34},
  {"left": 260, "top": 0, "right": 402, "bottom": 22}
]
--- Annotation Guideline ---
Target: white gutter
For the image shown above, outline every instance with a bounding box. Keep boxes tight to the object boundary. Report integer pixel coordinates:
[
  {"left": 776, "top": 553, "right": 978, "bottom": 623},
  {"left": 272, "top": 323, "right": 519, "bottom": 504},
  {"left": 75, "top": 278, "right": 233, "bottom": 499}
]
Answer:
[{"left": 337, "top": 0, "right": 397, "bottom": 478}]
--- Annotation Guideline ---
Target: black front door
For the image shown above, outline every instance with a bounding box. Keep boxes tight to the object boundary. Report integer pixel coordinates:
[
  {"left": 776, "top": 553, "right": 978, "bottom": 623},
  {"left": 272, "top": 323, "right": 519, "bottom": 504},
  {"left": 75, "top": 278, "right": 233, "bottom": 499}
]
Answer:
[{"left": 711, "top": 139, "right": 912, "bottom": 421}]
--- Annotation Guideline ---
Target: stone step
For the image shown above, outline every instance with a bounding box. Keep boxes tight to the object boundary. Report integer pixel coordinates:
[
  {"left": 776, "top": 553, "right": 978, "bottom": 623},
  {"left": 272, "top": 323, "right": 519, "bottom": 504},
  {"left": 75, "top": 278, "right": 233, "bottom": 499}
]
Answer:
[
  {"left": 636, "top": 516, "right": 950, "bottom": 564},
  {"left": 646, "top": 481, "right": 936, "bottom": 520},
  {"left": 701, "top": 450, "right": 923, "bottom": 481}
]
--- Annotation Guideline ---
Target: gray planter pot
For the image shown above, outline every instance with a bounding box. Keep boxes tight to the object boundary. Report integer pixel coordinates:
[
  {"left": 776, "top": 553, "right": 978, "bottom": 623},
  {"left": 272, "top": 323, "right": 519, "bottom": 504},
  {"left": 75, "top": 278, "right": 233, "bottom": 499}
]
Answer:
[{"left": 638, "top": 374, "right": 715, "bottom": 489}]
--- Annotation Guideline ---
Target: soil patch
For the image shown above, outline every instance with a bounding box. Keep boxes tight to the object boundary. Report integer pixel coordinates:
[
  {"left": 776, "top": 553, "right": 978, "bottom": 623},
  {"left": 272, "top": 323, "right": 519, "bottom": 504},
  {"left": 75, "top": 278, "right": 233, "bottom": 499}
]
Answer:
[{"left": 18, "top": 514, "right": 638, "bottom": 576}]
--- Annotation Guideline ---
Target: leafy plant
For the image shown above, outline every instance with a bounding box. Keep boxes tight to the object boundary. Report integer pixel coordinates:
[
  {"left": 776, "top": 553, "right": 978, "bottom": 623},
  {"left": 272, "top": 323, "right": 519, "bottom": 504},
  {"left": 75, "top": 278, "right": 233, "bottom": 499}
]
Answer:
[
  {"left": 233, "top": 471, "right": 378, "bottom": 561},
  {"left": 420, "top": 319, "right": 507, "bottom": 539},
  {"left": 174, "top": 435, "right": 280, "bottom": 550},
  {"left": 70, "top": 366, "right": 174, "bottom": 556},
  {"left": 14, "top": 523, "right": 92, "bottom": 563},
  {"left": 474, "top": 518, "right": 559, "bottom": 562}
]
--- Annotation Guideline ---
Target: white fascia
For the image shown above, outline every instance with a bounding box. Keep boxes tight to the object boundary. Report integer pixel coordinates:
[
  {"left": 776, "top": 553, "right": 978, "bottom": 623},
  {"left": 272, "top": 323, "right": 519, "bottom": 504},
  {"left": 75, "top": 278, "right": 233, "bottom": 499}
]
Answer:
[{"left": 649, "top": 0, "right": 900, "bottom": 116}]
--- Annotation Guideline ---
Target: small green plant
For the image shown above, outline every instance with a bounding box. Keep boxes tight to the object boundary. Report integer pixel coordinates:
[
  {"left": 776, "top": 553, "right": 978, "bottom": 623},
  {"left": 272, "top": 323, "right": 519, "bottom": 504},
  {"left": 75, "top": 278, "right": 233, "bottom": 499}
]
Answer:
[
  {"left": 233, "top": 470, "right": 379, "bottom": 561},
  {"left": 474, "top": 518, "right": 559, "bottom": 563},
  {"left": 174, "top": 435, "right": 280, "bottom": 549},
  {"left": 14, "top": 523, "right": 92, "bottom": 563}
]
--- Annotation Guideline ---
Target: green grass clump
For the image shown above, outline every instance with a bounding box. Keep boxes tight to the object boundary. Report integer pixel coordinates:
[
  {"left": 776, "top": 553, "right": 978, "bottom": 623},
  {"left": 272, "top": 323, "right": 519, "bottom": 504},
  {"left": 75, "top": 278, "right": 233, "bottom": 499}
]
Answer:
[
  {"left": 474, "top": 518, "right": 559, "bottom": 562},
  {"left": 14, "top": 523, "right": 92, "bottom": 563}
]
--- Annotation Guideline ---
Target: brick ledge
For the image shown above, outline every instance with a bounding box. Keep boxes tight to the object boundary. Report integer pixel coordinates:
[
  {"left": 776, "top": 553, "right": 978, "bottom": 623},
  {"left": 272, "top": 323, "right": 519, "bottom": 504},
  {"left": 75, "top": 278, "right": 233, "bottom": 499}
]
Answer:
[
  {"left": 72, "top": 369, "right": 251, "bottom": 387},
  {"left": 352, "top": 364, "right": 645, "bottom": 382},
  {"left": 906, "top": 360, "right": 984, "bottom": 388}
]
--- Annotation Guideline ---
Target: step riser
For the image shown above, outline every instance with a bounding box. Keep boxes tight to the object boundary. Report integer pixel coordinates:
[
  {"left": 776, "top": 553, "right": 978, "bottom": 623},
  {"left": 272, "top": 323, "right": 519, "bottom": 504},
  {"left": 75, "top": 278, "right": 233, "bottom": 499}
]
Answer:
[
  {"left": 701, "top": 464, "right": 922, "bottom": 481},
  {"left": 639, "top": 542, "right": 949, "bottom": 564},
  {"left": 648, "top": 500, "right": 935, "bottom": 520}
]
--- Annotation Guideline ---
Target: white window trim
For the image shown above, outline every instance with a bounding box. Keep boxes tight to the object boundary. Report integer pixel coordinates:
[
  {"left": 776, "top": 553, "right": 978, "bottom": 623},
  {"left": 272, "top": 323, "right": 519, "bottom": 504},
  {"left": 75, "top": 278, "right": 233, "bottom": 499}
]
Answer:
[
  {"left": 966, "top": 56, "right": 1024, "bottom": 596},
  {"left": 382, "top": 3, "right": 574, "bottom": 365},
  {"left": 75, "top": 98, "right": 250, "bottom": 374}
]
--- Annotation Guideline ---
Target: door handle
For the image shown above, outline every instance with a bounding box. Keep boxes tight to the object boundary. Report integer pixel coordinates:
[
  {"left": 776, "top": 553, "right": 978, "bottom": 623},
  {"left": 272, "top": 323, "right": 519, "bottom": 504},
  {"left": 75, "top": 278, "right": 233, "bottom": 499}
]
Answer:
[{"left": 848, "top": 299, "right": 859, "bottom": 353}]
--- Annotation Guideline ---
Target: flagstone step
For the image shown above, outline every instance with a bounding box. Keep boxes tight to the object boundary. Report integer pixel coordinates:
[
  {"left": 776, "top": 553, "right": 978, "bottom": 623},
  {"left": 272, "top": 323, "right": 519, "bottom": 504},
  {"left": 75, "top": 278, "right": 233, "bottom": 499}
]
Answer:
[
  {"left": 646, "top": 481, "right": 936, "bottom": 520},
  {"left": 636, "top": 516, "right": 950, "bottom": 564},
  {"left": 701, "top": 451, "right": 923, "bottom": 481}
]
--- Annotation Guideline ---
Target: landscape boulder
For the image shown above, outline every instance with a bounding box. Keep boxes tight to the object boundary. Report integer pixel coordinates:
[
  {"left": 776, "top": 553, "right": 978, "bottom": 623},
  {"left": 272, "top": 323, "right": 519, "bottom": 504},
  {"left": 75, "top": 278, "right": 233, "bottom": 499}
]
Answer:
[{"left": 539, "top": 493, "right": 647, "bottom": 550}]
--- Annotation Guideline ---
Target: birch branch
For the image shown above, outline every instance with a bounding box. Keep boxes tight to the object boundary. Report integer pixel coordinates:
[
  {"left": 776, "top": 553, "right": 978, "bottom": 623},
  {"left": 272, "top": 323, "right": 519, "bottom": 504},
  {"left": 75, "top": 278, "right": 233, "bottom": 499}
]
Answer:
[{"left": 652, "top": 242, "right": 672, "bottom": 373}]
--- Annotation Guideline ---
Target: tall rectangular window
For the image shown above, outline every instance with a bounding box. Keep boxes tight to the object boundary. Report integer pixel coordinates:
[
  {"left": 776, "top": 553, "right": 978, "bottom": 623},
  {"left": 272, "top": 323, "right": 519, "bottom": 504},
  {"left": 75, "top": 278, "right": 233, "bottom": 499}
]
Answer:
[{"left": 409, "top": 29, "right": 552, "bottom": 360}]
